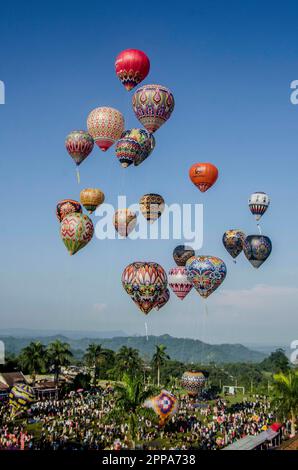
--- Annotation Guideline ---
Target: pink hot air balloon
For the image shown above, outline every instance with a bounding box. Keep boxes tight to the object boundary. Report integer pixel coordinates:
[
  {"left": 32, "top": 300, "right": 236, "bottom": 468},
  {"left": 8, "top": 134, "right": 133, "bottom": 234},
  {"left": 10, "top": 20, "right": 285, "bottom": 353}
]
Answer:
[{"left": 168, "top": 267, "right": 193, "bottom": 300}]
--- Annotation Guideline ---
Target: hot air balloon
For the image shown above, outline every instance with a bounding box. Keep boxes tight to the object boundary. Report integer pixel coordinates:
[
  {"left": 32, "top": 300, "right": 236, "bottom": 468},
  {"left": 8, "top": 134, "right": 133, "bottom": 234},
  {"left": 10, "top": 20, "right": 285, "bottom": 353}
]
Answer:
[
  {"left": 243, "top": 235, "right": 272, "bottom": 268},
  {"left": 56, "top": 199, "right": 82, "bottom": 223},
  {"left": 132, "top": 84, "right": 175, "bottom": 133},
  {"left": 139, "top": 194, "right": 165, "bottom": 223},
  {"left": 65, "top": 130, "right": 94, "bottom": 166},
  {"left": 181, "top": 371, "right": 206, "bottom": 397},
  {"left": 186, "top": 256, "right": 227, "bottom": 298},
  {"left": 168, "top": 267, "right": 193, "bottom": 300},
  {"left": 122, "top": 262, "right": 167, "bottom": 315},
  {"left": 173, "top": 245, "right": 195, "bottom": 266},
  {"left": 222, "top": 230, "right": 246, "bottom": 259},
  {"left": 119, "top": 128, "right": 155, "bottom": 166},
  {"left": 248, "top": 192, "right": 270, "bottom": 221},
  {"left": 154, "top": 288, "right": 170, "bottom": 310},
  {"left": 9, "top": 384, "right": 35, "bottom": 417},
  {"left": 189, "top": 163, "right": 218, "bottom": 192},
  {"left": 115, "top": 49, "right": 150, "bottom": 91},
  {"left": 60, "top": 213, "right": 94, "bottom": 255},
  {"left": 80, "top": 188, "right": 105, "bottom": 214},
  {"left": 144, "top": 390, "right": 178, "bottom": 426},
  {"left": 115, "top": 134, "right": 142, "bottom": 168},
  {"left": 113, "top": 209, "right": 137, "bottom": 236},
  {"left": 87, "top": 107, "right": 124, "bottom": 152}
]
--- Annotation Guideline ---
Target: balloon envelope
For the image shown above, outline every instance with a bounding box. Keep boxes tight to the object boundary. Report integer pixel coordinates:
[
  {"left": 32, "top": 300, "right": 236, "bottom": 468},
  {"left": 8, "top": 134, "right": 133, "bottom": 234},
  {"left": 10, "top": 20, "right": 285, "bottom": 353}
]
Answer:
[
  {"left": 243, "top": 235, "right": 272, "bottom": 268},
  {"left": 139, "top": 194, "right": 165, "bottom": 223},
  {"left": 248, "top": 192, "right": 270, "bottom": 221},
  {"left": 115, "top": 49, "right": 150, "bottom": 91},
  {"left": 9, "top": 384, "right": 35, "bottom": 416},
  {"left": 144, "top": 390, "right": 178, "bottom": 426},
  {"left": 65, "top": 130, "right": 94, "bottom": 166},
  {"left": 122, "top": 262, "right": 167, "bottom": 315},
  {"left": 60, "top": 213, "right": 94, "bottom": 255},
  {"left": 189, "top": 163, "right": 218, "bottom": 192},
  {"left": 80, "top": 188, "right": 105, "bottom": 214},
  {"left": 154, "top": 288, "right": 170, "bottom": 310},
  {"left": 168, "top": 267, "right": 193, "bottom": 300},
  {"left": 56, "top": 199, "right": 82, "bottom": 223},
  {"left": 113, "top": 209, "right": 137, "bottom": 237},
  {"left": 222, "top": 230, "right": 245, "bottom": 259},
  {"left": 132, "top": 84, "right": 175, "bottom": 133},
  {"left": 87, "top": 107, "right": 124, "bottom": 152},
  {"left": 186, "top": 256, "right": 227, "bottom": 298},
  {"left": 115, "top": 134, "right": 142, "bottom": 168},
  {"left": 173, "top": 245, "right": 195, "bottom": 266},
  {"left": 181, "top": 371, "right": 206, "bottom": 396},
  {"left": 120, "top": 128, "right": 155, "bottom": 166}
]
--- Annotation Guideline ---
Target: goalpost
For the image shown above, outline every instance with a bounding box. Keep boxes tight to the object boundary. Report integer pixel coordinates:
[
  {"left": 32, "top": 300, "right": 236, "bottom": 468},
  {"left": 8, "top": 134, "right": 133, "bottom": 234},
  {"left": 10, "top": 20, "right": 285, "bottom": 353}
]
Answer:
[{"left": 222, "top": 385, "right": 245, "bottom": 395}]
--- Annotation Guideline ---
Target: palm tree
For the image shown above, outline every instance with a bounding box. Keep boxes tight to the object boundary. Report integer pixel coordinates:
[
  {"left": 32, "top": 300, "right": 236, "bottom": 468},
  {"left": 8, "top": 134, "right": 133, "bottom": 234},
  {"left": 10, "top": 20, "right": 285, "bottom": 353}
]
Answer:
[
  {"left": 19, "top": 341, "right": 47, "bottom": 385},
  {"left": 152, "top": 344, "right": 170, "bottom": 386},
  {"left": 271, "top": 370, "right": 298, "bottom": 436},
  {"left": 84, "top": 343, "right": 110, "bottom": 386},
  {"left": 111, "top": 373, "right": 156, "bottom": 448},
  {"left": 47, "top": 340, "right": 73, "bottom": 387},
  {"left": 115, "top": 346, "right": 143, "bottom": 378}
]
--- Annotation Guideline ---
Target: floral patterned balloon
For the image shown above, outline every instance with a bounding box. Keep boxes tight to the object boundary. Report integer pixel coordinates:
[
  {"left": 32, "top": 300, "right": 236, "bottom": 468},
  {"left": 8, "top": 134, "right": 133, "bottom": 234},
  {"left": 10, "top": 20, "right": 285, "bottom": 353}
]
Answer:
[
  {"left": 87, "top": 107, "right": 124, "bottom": 152},
  {"left": 122, "top": 262, "right": 167, "bottom": 315},
  {"left": 186, "top": 256, "right": 227, "bottom": 299},
  {"left": 132, "top": 84, "right": 175, "bottom": 133},
  {"left": 60, "top": 213, "right": 94, "bottom": 255},
  {"left": 56, "top": 199, "right": 82, "bottom": 223}
]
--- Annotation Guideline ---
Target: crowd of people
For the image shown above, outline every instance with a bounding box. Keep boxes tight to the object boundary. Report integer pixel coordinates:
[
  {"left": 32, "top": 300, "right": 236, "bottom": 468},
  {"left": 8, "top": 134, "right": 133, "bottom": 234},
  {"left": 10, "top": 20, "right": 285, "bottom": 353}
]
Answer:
[{"left": 0, "top": 389, "right": 289, "bottom": 450}]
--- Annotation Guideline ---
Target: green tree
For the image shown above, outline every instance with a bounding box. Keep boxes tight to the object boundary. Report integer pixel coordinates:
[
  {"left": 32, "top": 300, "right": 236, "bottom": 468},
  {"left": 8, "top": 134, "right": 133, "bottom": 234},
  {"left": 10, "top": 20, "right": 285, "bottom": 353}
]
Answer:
[
  {"left": 84, "top": 343, "right": 110, "bottom": 386},
  {"left": 152, "top": 344, "right": 170, "bottom": 386},
  {"left": 19, "top": 341, "right": 47, "bottom": 385},
  {"left": 271, "top": 370, "right": 298, "bottom": 436},
  {"left": 115, "top": 346, "right": 143, "bottom": 379},
  {"left": 110, "top": 373, "right": 155, "bottom": 448},
  {"left": 47, "top": 340, "right": 73, "bottom": 387},
  {"left": 261, "top": 349, "right": 290, "bottom": 374}
]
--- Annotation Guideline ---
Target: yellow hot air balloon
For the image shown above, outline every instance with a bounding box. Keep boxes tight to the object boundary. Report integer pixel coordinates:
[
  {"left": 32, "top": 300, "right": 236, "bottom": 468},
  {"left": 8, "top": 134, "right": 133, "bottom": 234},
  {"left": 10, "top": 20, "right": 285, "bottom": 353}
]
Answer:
[
  {"left": 113, "top": 209, "right": 137, "bottom": 237},
  {"left": 80, "top": 188, "right": 105, "bottom": 214},
  {"left": 139, "top": 193, "right": 165, "bottom": 223}
]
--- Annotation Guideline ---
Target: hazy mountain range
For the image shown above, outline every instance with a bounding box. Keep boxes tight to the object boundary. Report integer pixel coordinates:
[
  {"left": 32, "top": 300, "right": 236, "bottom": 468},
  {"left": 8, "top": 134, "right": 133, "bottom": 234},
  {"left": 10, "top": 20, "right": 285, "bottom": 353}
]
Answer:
[{"left": 0, "top": 330, "right": 269, "bottom": 363}]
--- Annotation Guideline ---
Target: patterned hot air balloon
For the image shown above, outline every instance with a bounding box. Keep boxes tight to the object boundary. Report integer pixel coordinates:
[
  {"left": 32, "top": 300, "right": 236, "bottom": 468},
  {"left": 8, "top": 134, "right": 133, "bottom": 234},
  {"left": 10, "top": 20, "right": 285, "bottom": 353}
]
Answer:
[
  {"left": 115, "top": 134, "right": 142, "bottom": 168},
  {"left": 113, "top": 209, "right": 137, "bottom": 237},
  {"left": 189, "top": 163, "right": 218, "bottom": 193},
  {"left": 222, "top": 230, "right": 246, "bottom": 259},
  {"left": 181, "top": 371, "right": 206, "bottom": 397},
  {"left": 65, "top": 130, "right": 94, "bottom": 166},
  {"left": 173, "top": 245, "right": 195, "bottom": 267},
  {"left": 119, "top": 128, "right": 155, "bottom": 167},
  {"left": 115, "top": 49, "right": 150, "bottom": 91},
  {"left": 80, "top": 188, "right": 105, "bottom": 214},
  {"left": 186, "top": 256, "right": 227, "bottom": 298},
  {"left": 139, "top": 194, "right": 165, "bottom": 223},
  {"left": 144, "top": 390, "right": 178, "bottom": 426},
  {"left": 9, "top": 384, "right": 35, "bottom": 417},
  {"left": 122, "top": 262, "right": 167, "bottom": 315},
  {"left": 243, "top": 235, "right": 272, "bottom": 268},
  {"left": 60, "top": 213, "right": 94, "bottom": 255},
  {"left": 56, "top": 199, "right": 82, "bottom": 223},
  {"left": 248, "top": 192, "right": 270, "bottom": 221},
  {"left": 168, "top": 267, "right": 193, "bottom": 300},
  {"left": 87, "top": 107, "right": 124, "bottom": 152},
  {"left": 154, "top": 288, "right": 170, "bottom": 310},
  {"left": 132, "top": 84, "right": 175, "bottom": 133}
]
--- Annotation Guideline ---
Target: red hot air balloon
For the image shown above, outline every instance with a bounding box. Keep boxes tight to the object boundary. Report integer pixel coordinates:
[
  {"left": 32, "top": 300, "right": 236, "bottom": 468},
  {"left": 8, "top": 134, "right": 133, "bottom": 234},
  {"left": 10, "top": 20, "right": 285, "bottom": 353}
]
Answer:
[
  {"left": 115, "top": 49, "right": 150, "bottom": 91},
  {"left": 189, "top": 163, "right": 218, "bottom": 193}
]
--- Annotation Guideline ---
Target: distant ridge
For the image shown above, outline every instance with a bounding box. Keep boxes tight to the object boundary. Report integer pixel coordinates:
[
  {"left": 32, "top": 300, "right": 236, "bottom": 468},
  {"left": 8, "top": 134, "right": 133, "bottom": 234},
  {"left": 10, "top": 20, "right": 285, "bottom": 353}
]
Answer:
[
  {"left": 0, "top": 328, "right": 127, "bottom": 339},
  {"left": 0, "top": 333, "right": 266, "bottom": 363}
]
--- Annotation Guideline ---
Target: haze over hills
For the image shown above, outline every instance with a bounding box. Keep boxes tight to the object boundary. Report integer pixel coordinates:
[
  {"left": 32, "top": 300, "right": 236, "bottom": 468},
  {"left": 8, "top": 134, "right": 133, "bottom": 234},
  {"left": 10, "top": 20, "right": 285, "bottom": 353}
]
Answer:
[{"left": 0, "top": 332, "right": 267, "bottom": 363}]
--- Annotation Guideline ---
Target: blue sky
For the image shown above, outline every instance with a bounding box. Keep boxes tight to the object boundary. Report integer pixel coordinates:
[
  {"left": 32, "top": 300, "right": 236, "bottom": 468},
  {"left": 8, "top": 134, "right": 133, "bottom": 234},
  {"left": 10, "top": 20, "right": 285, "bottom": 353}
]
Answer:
[{"left": 1, "top": 0, "right": 298, "bottom": 346}]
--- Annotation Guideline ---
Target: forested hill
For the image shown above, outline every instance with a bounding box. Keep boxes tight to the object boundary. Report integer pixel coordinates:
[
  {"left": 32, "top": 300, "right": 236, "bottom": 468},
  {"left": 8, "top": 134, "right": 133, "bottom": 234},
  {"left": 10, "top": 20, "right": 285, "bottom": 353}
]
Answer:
[{"left": 0, "top": 334, "right": 266, "bottom": 364}]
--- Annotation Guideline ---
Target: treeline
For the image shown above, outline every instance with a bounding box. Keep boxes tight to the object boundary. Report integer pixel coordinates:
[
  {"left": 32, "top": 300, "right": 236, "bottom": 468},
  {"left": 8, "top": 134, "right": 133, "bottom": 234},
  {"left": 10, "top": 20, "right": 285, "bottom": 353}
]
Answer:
[{"left": 0, "top": 339, "right": 293, "bottom": 393}]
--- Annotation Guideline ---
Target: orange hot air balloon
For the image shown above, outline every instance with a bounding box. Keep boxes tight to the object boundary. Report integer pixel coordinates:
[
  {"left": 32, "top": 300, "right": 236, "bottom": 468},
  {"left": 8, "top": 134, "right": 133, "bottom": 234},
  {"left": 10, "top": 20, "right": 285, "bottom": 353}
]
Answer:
[{"left": 189, "top": 163, "right": 218, "bottom": 193}]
